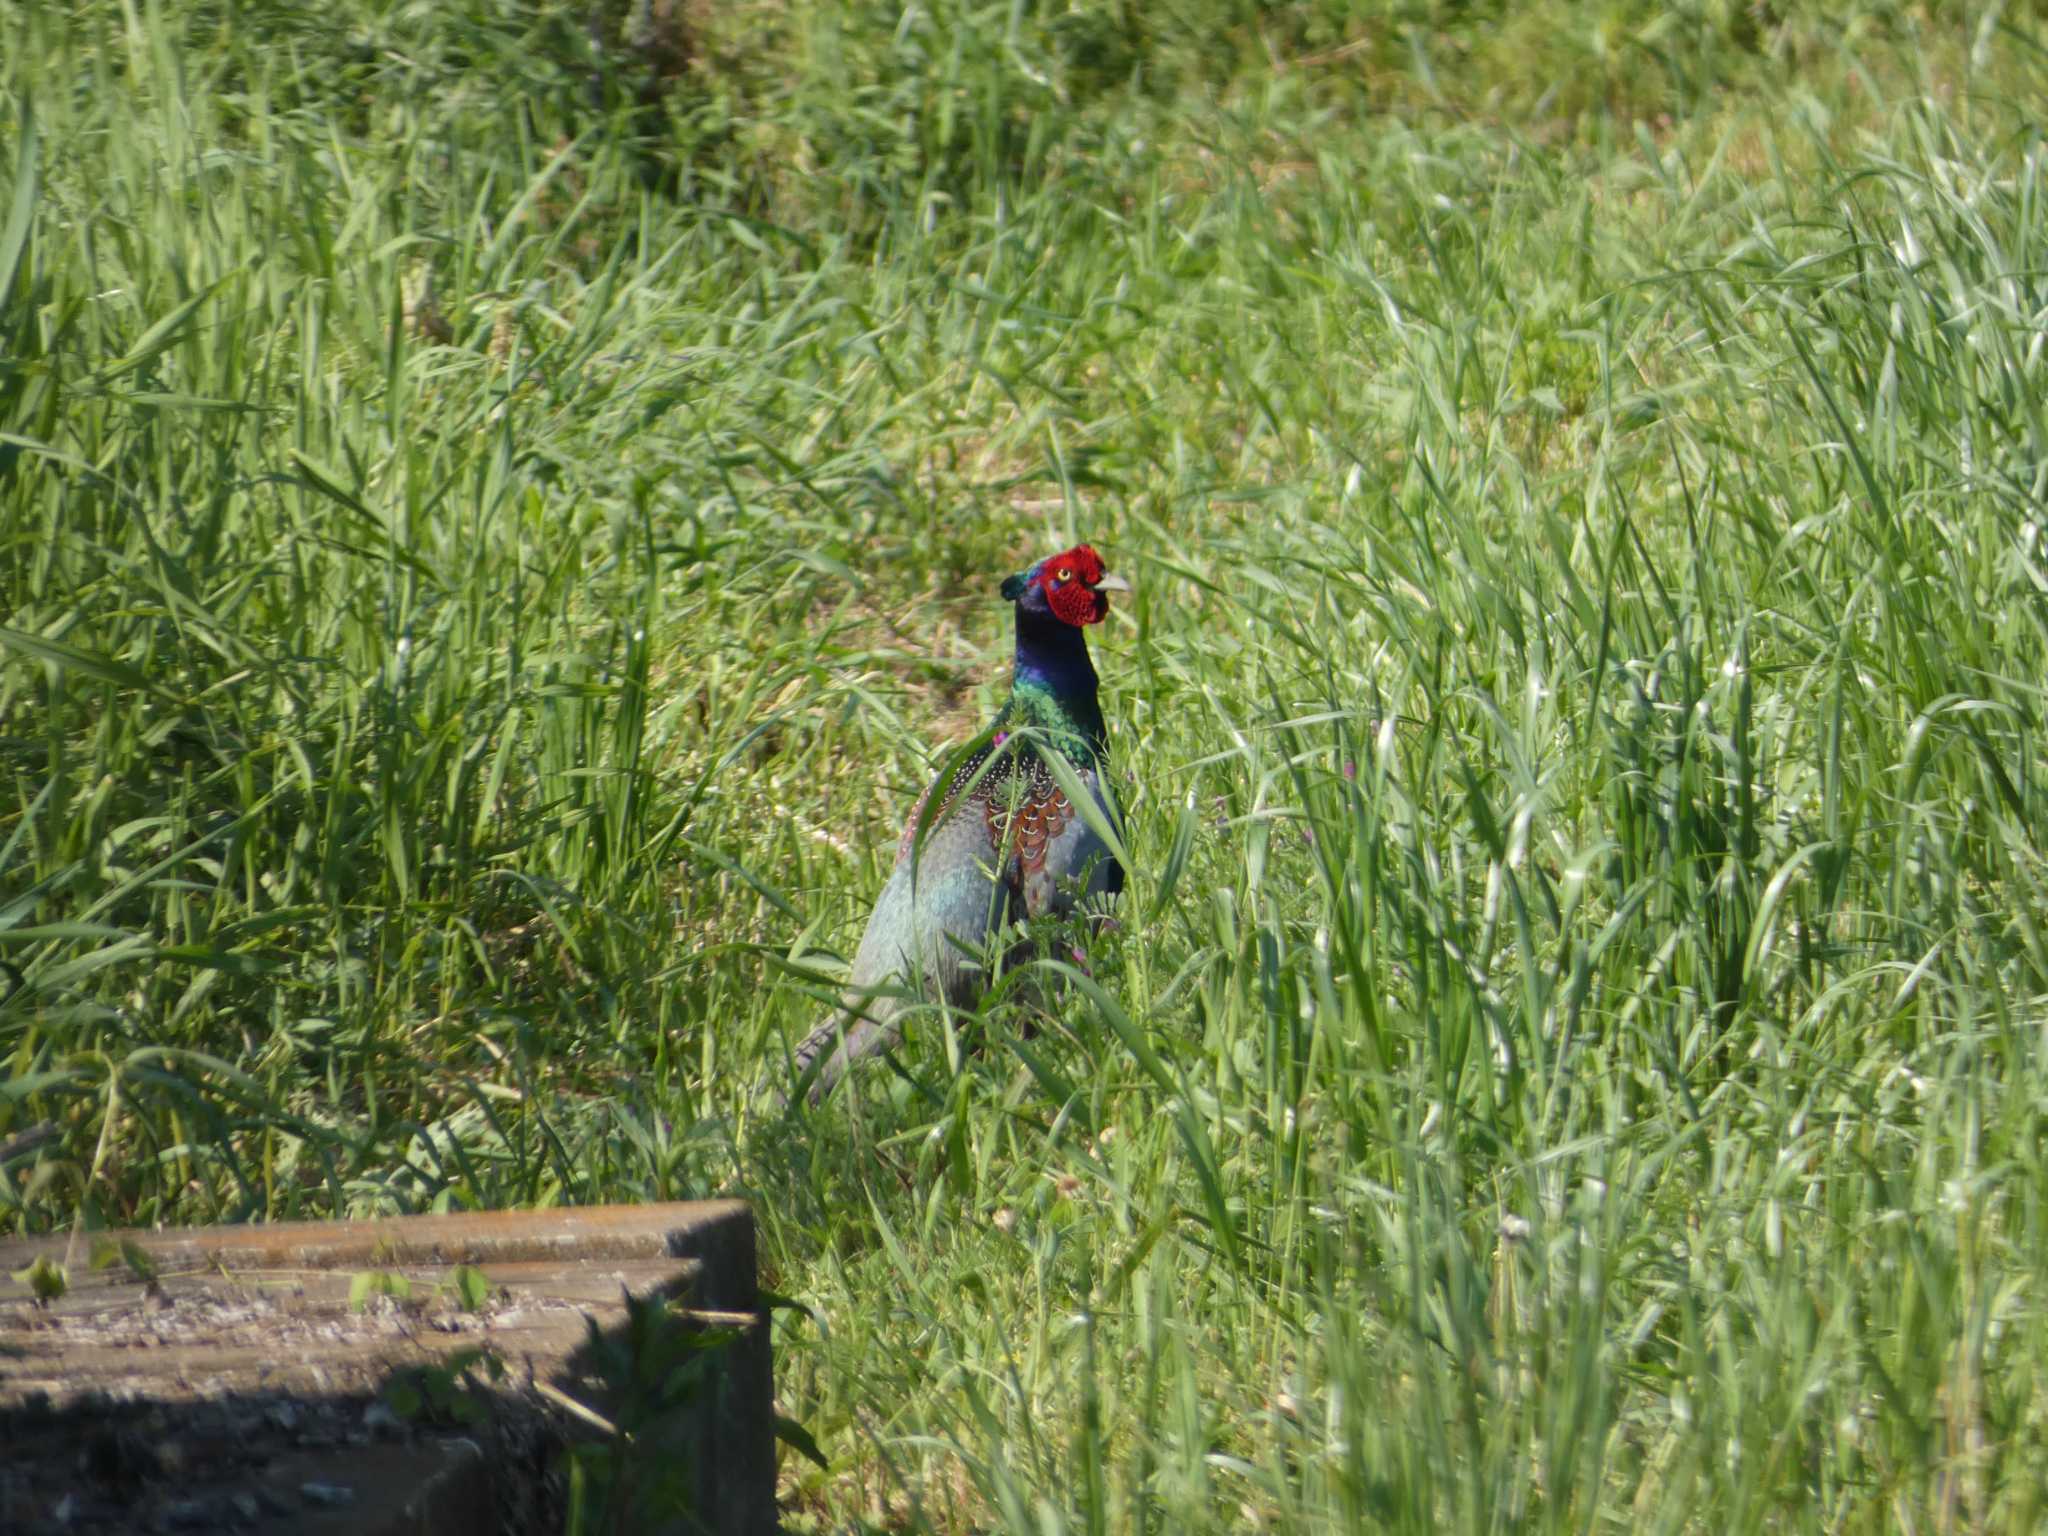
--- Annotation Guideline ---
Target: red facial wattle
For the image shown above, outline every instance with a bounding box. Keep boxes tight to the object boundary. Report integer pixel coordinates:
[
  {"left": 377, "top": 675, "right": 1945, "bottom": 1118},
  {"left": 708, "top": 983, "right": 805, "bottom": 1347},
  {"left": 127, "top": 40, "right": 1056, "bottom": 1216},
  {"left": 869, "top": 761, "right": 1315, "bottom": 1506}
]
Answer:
[{"left": 1041, "top": 545, "right": 1111, "bottom": 627}]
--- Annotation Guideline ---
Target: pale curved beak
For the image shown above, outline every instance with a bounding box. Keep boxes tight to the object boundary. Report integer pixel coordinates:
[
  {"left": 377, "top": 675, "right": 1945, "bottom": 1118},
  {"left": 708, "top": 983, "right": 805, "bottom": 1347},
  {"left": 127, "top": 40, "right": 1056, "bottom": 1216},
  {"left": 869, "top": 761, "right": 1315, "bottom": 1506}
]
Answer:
[{"left": 1092, "top": 573, "right": 1131, "bottom": 594}]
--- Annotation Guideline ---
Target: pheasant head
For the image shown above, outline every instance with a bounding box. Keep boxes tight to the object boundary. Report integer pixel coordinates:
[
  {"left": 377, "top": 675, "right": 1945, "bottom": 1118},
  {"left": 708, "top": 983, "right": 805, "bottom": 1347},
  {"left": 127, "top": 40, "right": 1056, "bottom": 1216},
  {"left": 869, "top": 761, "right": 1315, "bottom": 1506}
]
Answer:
[{"left": 1000, "top": 543, "right": 1130, "bottom": 628}]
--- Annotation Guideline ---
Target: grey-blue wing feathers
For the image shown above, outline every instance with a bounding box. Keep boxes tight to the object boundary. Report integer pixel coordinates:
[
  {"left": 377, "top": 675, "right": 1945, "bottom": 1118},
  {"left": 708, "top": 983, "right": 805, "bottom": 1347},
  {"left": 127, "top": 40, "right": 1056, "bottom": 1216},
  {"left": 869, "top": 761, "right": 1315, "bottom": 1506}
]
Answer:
[{"left": 789, "top": 746, "right": 1121, "bottom": 1103}]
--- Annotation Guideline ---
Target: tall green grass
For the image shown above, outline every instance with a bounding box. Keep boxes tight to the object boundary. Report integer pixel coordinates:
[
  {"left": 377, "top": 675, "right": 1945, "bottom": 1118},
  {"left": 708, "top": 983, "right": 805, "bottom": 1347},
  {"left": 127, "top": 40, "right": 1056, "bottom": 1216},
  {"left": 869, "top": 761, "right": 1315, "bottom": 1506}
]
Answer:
[{"left": 6, "top": 0, "right": 2048, "bottom": 1529}]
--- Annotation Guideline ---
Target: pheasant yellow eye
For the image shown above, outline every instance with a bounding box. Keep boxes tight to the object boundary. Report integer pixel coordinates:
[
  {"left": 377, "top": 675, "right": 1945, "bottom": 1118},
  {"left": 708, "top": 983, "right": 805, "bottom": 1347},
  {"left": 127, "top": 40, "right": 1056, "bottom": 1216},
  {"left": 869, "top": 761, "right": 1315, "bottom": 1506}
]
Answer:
[{"left": 1055, "top": 566, "right": 1073, "bottom": 583}]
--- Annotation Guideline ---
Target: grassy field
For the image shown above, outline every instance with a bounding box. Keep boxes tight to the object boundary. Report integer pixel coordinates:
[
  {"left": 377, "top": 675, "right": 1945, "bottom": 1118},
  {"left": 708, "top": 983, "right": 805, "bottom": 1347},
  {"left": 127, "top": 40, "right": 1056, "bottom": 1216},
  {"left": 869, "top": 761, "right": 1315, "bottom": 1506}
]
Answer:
[{"left": 6, "top": 0, "right": 2048, "bottom": 1528}]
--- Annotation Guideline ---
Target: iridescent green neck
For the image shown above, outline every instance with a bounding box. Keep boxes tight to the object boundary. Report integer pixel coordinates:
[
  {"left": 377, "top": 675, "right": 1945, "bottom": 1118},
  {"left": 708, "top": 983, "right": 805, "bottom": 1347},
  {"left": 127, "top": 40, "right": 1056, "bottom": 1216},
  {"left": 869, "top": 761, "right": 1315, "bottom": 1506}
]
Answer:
[{"left": 999, "top": 608, "right": 1105, "bottom": 760}]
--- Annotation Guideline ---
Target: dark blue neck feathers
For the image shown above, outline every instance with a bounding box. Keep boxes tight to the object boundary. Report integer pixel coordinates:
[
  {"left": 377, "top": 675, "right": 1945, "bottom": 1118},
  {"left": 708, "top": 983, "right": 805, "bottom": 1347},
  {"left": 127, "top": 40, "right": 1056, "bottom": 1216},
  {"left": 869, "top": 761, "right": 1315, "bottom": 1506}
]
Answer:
[{"left": 1010, "top": 607, "right": 1105, "bottom": 751}]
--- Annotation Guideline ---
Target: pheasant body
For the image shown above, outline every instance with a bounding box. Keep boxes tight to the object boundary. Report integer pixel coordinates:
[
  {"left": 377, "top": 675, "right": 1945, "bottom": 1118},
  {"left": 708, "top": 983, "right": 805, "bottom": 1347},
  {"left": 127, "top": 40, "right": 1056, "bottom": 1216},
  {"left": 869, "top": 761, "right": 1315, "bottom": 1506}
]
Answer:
[{"left": 791, "top": 545, "right": 1127, "bottom": 1101}]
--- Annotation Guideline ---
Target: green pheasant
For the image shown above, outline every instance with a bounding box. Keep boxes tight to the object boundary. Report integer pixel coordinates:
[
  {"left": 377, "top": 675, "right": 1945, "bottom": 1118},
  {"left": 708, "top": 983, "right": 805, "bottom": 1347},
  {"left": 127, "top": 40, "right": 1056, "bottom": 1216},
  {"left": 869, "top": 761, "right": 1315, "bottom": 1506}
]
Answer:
[{"left": 790, "top": 544, "right": 1129, "bottom": 1102}]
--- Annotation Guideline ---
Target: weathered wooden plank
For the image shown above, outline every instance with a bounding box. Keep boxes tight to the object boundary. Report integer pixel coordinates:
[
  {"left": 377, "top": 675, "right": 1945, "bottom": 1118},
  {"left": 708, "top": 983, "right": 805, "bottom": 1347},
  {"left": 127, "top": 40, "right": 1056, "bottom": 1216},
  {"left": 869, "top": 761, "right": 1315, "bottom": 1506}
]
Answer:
[
  {"left": 0, "top": 1199, "right": 751, "bottom": 1275},
  {"left": 0, "top": 1201, "right": 776, "bottom": 1536}
]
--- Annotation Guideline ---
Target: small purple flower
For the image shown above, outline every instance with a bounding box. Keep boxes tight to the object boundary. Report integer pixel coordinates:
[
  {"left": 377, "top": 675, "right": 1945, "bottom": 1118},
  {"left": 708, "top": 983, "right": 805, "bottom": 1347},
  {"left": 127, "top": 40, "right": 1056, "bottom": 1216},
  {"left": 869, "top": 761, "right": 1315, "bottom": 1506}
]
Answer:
[
  {"left": 1342, "top": 760, "right": 1357, "bottom": 781},
  {"left": 994, "top": 731, "right": 1009, "bottom": 746}
]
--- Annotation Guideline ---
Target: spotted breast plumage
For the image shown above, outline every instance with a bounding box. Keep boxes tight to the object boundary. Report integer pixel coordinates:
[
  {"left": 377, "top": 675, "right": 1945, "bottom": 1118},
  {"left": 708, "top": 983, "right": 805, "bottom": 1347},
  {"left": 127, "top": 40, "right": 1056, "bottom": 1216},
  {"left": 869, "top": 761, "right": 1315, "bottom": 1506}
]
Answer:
[{"left": 789, "top": 544, "right": 1129, "bottom": 1104}]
